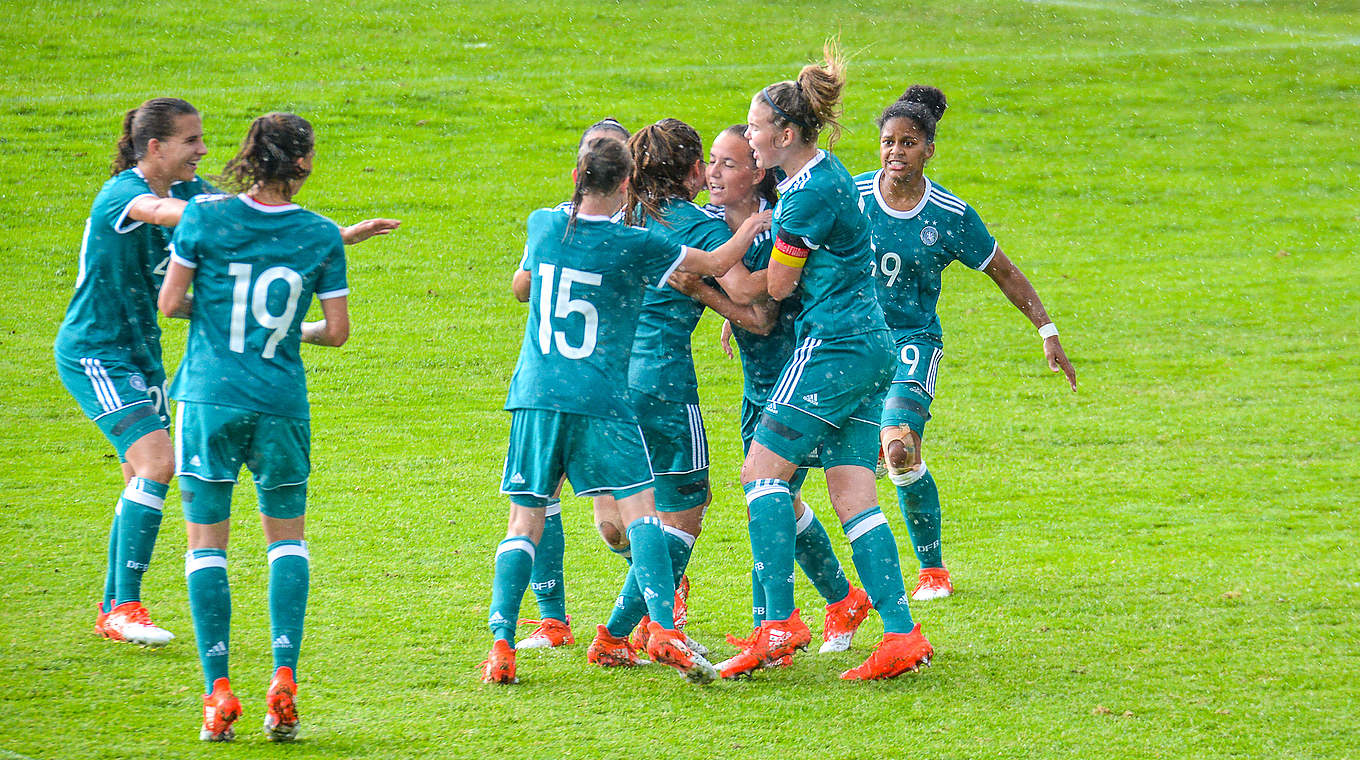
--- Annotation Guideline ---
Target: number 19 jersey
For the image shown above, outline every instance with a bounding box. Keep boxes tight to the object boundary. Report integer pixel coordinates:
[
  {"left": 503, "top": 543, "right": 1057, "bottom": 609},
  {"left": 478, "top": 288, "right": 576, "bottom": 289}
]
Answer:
[
  {"left": 167, "top": 194, "right": 348, "bottom": 420},
  {"left": 505, "top": 207, "right": 685, "bottom": 421}
]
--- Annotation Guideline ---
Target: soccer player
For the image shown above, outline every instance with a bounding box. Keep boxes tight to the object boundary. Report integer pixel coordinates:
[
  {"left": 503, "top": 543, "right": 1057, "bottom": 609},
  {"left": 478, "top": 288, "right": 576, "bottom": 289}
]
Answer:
[
  {"left": 484, "top": 135, "right": 768, "bottom": 685},
  {"left": 515, "top": 118, "right": 634, "bottom": 651},
  {"left": 722, "top": 42, "right": 933, "bottom": 680},
  {"left": 859, "top": 85, "right": 1077, "bottom": 600},
  {"left": 158, "top": 112, "right": 397, "bottom": 741},
  {"left": 586, "top": 118, "right": 776, "bottom": 662},
  {"left": 54, "top": 97, "right": 213, "bottom": 647},
  {"left": 681, "top": 126, "right": 872, "bottom": 657}
]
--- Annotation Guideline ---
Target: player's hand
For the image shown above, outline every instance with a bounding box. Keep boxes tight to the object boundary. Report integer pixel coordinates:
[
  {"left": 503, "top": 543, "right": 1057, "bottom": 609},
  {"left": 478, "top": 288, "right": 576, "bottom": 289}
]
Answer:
[
  {"left": 668, "top": 269, "right": 703, "bottom": 296},
  {"left": 340, "top": 218, "right": 401, "bottom": 245},
  {"left": 742, "top": 209, "right": 773, "bottom": 235},
  {"left": 1045, "top": 336, "right": 1077, "bottom": 391},
  {"left": 720, "top": 319, "right": 734, "bottom": 358}
]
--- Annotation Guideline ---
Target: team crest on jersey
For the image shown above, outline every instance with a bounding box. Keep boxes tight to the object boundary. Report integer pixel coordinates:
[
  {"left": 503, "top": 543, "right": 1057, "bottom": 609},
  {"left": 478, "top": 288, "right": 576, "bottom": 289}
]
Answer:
[
  {"left": 920, "top": 226, "right": 939, "bottom": 246},
  {"left": 128, "top": 374, "right": 147, "bottom": 391}
]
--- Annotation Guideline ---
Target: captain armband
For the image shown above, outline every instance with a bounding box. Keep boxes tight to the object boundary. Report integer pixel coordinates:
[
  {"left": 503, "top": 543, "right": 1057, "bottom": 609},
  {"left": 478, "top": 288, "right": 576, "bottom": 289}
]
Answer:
[{"left": 771, "top": 228, "right": 811, "bottom": 268}]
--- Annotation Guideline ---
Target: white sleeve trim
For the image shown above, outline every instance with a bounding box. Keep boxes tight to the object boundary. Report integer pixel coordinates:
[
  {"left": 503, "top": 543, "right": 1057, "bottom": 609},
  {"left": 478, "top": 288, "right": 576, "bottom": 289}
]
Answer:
[
  {"left": 656, "top": 246, "right": 688, "bottom": 290},
  {"left": 169, "top": 251, "right": 197, "bottom": 269},
  {"left": 973, "top": 241, "right": 999, "bottom": 271},
  {"left": 317, "top": 288, "right": 350, "bottom": 300},
  {"left": 113, "top": 194, "right": 158, "bottom": 234}
]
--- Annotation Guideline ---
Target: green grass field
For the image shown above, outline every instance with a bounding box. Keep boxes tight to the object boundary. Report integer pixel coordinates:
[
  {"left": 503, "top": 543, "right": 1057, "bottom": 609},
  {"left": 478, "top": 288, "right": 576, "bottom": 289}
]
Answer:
[{"left": 2, "top": 1, "right": 1357, "bottom": 758}]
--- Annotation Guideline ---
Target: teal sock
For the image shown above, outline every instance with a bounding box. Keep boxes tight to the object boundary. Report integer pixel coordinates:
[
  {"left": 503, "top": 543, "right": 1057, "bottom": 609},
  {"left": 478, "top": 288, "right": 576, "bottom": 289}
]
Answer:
[
  {"left": 185, "top": 548, "right": 230, "bottom": 693},
  {"left": 487, "top": 536, "right": 535, "bottom": 644},
  {"left": 843, "top": 507, "right": 914, "bottom": 633},
  {"left": 745, "top": 479, "right": 795, "bottom": 621},
  {"left": 750, "top": 568, "right": 766, "bottom": 628},
  {"left": 267, "top": 540, "right": 309, "bottom": 676},
  {"left": 115, "top": 478, "right": 167, "bottom": 605},
  {"left": 625, "top": 516, "right": 675, "bottom": 628},
  {"left": 103, "top": 507, "right": 119, "bottom": 610},
  {"left": 530, "top": 501, "right": 567, "bottom": 621},
  {"left": 895, "top": 466, "right": 944, "bottom": 569},
  {"left": 605, "top": 525, "right": 694, "bottom": 637},
  {"left": 794, "top": 504, "right": 851, "bottom": 604}
]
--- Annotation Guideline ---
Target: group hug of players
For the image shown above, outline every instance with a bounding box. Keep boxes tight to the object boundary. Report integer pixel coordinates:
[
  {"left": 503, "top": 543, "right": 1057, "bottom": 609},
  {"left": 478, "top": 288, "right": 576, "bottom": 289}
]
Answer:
[
  {"left": 54, "top": 42, "right": 1075, "bottom": 742},
  {"left": 484, "top": 43, "right": 1077, "bottom": 687}
]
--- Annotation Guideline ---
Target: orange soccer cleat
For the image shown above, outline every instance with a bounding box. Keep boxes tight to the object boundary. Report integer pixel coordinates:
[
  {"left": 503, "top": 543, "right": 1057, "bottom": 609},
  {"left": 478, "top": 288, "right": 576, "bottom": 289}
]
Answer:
[
  {"left": 104, "top": 601, "right": 174, "bottom": 647},
  {"left": 717, "top": 610, "right": 811, "bottom": 679},
  {"left": 911, "top": 567, "right": 954, "bottom": 601},
  {"left": 840, "top": 624, "right": 934, "bottom": 680},
  {"left": 263, "top": 667, "right": 300, "bottom": 742},
  {"left": 820, "top": 585, "right": 872, "bottom": 653},
  {"left": 587, "top": 625, "right": 647, "bottom": 667},
  {"left": 673, "top": 574, "right": 691, "bottom": 630},
  {"left": 94, "top": 602, "right": 118, "bottom": 640},
  {"left": 516, "top": 616, "right": 574, "bottom": 649},
  {"left": 480, "top": 639, "right": 517, "bottom": 684},
  {"left": 629, "top": 614, "right": 652, "bottom": 653},
  {"left": 645, "top": 621, "right": 716, "bottom": 685},
  {"left": 200, "top": 678, "right": 242, "bottom": 741}
]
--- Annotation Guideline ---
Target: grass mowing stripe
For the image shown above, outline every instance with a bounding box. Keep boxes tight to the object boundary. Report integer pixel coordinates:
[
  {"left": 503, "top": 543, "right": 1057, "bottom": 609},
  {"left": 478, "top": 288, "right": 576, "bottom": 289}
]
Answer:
[{"left": 1018, "top": 0, "right": 1356, "bottom": 36}]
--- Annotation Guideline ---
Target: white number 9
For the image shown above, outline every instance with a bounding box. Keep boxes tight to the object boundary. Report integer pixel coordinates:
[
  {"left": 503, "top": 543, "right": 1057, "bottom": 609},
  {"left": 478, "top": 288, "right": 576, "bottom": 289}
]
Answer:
[
  {"left": 879, "top": 251, "right": 902, "bottom": 287},
  {"left": 899, "top": 343, "right": 920, "bottom": 376}
]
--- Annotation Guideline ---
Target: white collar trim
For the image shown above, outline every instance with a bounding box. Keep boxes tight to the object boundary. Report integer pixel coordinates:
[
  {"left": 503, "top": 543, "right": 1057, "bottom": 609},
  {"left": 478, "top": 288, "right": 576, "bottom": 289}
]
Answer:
[
  {"left": 776, "top": 149, "right": 826, "bottom": 193},
  {"left": 238, "top": 193, "right": 300, "bottom": 213},
  {"left": 873, "top": 172, "right": 932, "bottom": 219}
]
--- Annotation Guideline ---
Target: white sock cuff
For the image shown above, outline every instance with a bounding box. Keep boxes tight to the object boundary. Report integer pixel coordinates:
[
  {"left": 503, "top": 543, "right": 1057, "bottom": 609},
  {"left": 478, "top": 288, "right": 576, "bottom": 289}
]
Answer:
[
  {"left": 496, "top": 536, "right": 536, "bottom": 562},
  {"left": 123, "top": 479, "right": 165, "bottom": 510},
  {"left": 744, "top": 478, "right": 790, "bottom": 504},
  {"left": 794, "top": 505, "right": 816, "bottom": 534},
  {"left": 268, "top": 542, "right": 310, "bottom": 565},
  {"left": 889, "top": 462, "right": 928, "bottom": 487},
  {"left": 844, "top": 512, "right": 889, "bottom": 543},
  {"left": 661, "top": 524, "right": 697, "bottom": 549},
  {"left": 185, "top": 551, "right": 227, "bottom": 576},
  {"left": 544, "top": 499, "right": 563, "bottom": 517}
]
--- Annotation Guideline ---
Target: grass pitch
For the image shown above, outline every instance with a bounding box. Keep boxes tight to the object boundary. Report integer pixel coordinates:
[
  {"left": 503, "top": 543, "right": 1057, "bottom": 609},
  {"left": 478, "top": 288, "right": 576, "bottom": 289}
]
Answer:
[{"left": 1, "top": 1, "right": 1357, "bottom": 758}]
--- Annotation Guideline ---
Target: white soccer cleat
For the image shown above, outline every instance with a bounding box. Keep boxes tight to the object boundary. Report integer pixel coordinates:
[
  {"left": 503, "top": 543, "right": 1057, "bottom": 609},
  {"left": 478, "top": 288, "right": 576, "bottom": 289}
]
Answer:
[
  {"left": 104, "top": 602, "right": 174, "bottom": 647},
  {"left": 911, "top": 568, "right": 954, "bottom": 601}
]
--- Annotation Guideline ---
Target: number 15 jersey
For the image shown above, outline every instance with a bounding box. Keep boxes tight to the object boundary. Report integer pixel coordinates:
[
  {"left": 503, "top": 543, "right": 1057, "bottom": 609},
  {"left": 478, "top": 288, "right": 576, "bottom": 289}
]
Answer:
[
  {"left": 505, "top": 207, "right": 684, "bottom": 421},
  {"left": 168, "top": 194, "right": 348, "bottom": 420}
]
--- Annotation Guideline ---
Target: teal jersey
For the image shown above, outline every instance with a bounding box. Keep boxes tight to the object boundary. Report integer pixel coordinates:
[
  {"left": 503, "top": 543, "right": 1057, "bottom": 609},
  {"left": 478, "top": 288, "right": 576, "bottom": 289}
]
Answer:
[
  {"left": 505, "top": 207, "right": 685, "bottom": 420},
  {"left": 626, "top": 199, "right": 732, "bottom": 403},
  {"left": 518, "top": 202, "right": 625, "bottom": 270},
  {"left": 54, "top": 168, "right": 215, "bottom": 369},
  {"left": 167, "top": 194, "right": 348, "bottom": 419},
  {"left": 704, "top": 200, "right": 800, "bottom": 405},
  {"left": 854, "top": 172, "right": 997, "bottom": 344},
  {"left": 773, "top": 150, "right": 887, "bottom": 340}
]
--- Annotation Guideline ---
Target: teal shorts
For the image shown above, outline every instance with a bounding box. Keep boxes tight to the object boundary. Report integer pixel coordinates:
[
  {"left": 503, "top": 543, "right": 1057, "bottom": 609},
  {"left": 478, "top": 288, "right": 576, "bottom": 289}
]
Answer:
[
  {"left": 501, "top": 409, "right": 655, "bottom": 507},
  {"left": 55, "top": 351, "right": 168, "bottom": 459},
  {"left": 741, "top": 396, "right": 812, "bottom": 493},
  {"left": 175, "top": 401, "right": 311, "bottom": 490},
  {"left": 882, "top": 339, "right": 943, "bottom": 435},
  {"left": 753, "top": 331, "right": 894, "bottom": 470},
  {"left": 632, "top": 390, "right": 709, "bottom": 511}
]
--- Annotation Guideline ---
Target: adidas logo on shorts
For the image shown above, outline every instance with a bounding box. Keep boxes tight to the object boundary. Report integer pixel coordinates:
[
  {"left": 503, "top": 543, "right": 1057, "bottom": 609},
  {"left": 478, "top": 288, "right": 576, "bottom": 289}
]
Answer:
[
  {"left": 510, "top": 473, "right": 526, "bottom": 485},
  {"left": 802, "top": 393, "right": 819, "bottom": 405},
  {"left": 190, "top": 455, "right": 202, "bottom": 467}
]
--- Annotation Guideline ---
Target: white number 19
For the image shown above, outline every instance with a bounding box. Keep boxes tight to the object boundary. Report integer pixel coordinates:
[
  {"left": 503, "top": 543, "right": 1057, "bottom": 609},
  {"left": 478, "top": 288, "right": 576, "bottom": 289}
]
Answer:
[{"left": 228, "top": 263, "right": 304, "bottom": 359}]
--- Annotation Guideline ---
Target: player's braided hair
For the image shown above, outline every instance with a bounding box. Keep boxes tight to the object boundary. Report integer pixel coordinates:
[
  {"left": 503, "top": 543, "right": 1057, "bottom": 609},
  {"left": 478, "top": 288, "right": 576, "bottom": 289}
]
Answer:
[
  {"left": 720, "top": 124, "right": 778, "bottom": 207},
  {"left": 111, "top": 97, "right": 198, "bottom": 176},
  {"left": 566, "top": 135, "right": 634, "bottom": 235},
  {"left": 876, "top": 85, "right": 947, "bottom": 143},
  {"left": 759, "top": 40, "right": 846, "bottom": 149},
  {"left": 218, "top": 112, "right": 315, "bottom": 193},
  {"left": 625, "top": 118, "right": 703, "bottom": 227}
]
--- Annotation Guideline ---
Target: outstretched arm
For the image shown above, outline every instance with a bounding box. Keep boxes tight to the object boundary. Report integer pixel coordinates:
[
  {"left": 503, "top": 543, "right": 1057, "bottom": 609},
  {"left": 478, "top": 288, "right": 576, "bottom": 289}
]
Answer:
[
  {"left": 128, "top": 196, "right": 188, "bottom": 227},
  {"left": 340, "top": 218, "right": 401, "bottom": 245},
  {"left": 983, "top": 247, "right": 1076, "bottom": 391},
  {"left": 715, "top": 259, "right": 769, "bottom": 305},
  {"left": 157, "top": 260, "right": 194, "bottom": 317}
]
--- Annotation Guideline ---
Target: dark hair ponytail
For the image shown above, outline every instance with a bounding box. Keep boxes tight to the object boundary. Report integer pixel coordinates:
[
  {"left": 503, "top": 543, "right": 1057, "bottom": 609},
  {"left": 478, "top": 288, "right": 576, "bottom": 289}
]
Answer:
[
  {"left": 111, "top": 97, "right": 198, "bottom": 175},
  {"left": 876, "top": 85, "right": 948, "bottom": 143},
  {"left": 579, "top": 118, "right": 630, "bottom": 150},
  {"left": 566, "top": 136, "right": 633, "bottom": 236},
  {"left": 720, "top": 124, "right": 777, "bottom": 207},
  {"left": 218, "top": 112, "right": 315, "bottom": 193},
  {"left": 758, "top": 40, "right": 847, "bottom": 149},
  {"left": 625, "top": 118, "right": 704, "bottom": 226}
]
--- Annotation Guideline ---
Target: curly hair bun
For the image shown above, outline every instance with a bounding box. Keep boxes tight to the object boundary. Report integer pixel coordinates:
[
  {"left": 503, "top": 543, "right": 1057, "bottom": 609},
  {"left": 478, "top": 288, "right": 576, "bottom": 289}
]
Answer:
[{"left": 899, "top": 85, "right": 947, "bottom": 122}]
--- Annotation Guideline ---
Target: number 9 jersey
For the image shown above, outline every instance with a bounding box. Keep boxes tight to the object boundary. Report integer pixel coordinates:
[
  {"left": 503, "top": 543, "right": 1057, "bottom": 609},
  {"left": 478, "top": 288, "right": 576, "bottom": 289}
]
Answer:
[
  {"left": 504, "top": 207, "right": 685, "bottom": 421},
  {"left": 854, "top": 171, "right": 996, "bottom": 345},
  {"left": 167, "top": 194, "right": 348, "bottom": 420}
]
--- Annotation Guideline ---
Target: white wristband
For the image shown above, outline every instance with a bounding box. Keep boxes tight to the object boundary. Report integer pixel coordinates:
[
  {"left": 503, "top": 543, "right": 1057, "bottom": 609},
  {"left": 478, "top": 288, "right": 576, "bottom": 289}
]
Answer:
[{"left": 1038, "top": 322, "right": 1059, "bottom": 340}]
